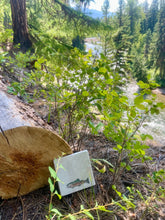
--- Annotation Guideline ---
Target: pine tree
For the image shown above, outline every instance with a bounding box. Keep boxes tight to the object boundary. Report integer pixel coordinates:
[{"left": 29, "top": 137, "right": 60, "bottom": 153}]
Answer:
[
  {"left": 127, "top": 0, "right": 140, "bottom": 36},
  {"left": 144, "top": 29, "right": 152, "bottom": 61},
  {"left": 147, "top": 0, "right": 159, "bottom": 33},
  {"left": 73, "top": 0, "right": 94, "bottom": 12},
  {"left": 112, "top": 2, "right": 132, "bottom": 74},
  {"left": 140, "top": 0, "right": 149, "bottom": 34},
  {"left": 155, "top": 2, "right": 165, "bottom": 81},
  {"left": 113, "top": 27, "right": 131, "bottom": 74},
  {"left": 10, "top": 0, "right": 32, "bottom": 51},
  {"left": 100, "top": 0, "right": 111, "bottom": 57},
  {"left": 102, "top": 0, "right": 110, "bottom": 24},
  {"left": 143, "top": 0, "right": 149, "bottom": 14},
  {"left": 118, "top": 0, "right": 125, "bottom": 27}
]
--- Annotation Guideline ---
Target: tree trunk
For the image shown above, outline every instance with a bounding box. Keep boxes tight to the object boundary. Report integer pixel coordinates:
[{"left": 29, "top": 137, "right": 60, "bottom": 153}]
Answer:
[
  {"left": 10, "top": 0, "right": 32, "bottom": 51},
  {"left": 0, "top": 81, "right": 72, "bottom": 199}
]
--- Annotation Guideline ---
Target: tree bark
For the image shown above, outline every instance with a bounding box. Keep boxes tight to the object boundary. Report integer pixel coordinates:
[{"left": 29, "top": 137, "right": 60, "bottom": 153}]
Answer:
[{"left": 10, "top": 0, "right": 32, "bottom": 51}]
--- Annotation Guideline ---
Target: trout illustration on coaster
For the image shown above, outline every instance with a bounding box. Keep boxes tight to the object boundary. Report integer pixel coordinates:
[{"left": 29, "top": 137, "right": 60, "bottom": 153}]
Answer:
[{"left": 67, "top": 178, "right": 90, "bottom": 188}]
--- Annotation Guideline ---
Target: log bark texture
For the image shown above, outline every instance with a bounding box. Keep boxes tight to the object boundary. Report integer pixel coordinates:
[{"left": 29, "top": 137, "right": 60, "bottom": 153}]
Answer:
[
  {"left": 10, "top": 0, "right": 32, "bottom": 51},
  {"left": 0, "top": 81, "right": 72, "bottom": 199}
]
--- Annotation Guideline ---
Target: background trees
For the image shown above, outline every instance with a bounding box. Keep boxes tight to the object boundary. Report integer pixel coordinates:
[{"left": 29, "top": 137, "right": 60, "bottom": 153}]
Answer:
[
  {"left": 118, "top": 0, "right": 125, "bottom": 27},
  {"left": 0, "top": 0, "right": 165, "bottom": 86},
  {"left": 9, "top": 0, "right": 97, "bottom": 52},
  {"left": 155, "top": 2, "right": 165, "bottom": 81},
  {"left": 147, "top": 0, "right": 159, "bottom": 33},
  {"left": 72, "top": 0, "right": 94, "bottom": 12}
]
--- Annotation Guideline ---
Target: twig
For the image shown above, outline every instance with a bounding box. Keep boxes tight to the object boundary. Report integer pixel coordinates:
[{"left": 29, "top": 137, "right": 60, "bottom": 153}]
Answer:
[
  {"left": 0, "top": 125, "right": 10, "bottom": 146},
  {"left": 19, "top": 196, "right": 26, "bottom": 220}
]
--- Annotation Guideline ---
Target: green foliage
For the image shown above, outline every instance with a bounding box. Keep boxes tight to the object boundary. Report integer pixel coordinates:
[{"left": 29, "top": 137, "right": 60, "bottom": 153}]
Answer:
[
  {"left": 46, "top": 159, "right": 63, "bottom": 220},
  {"left": 0, "top": 29, "right": 13, "bottom": 46},
  {"left": 72, "top": 35, "right": 85, "bottom": 50},
  {"left": 73, "top": 0, "right": 95, "bottom": 12},
  {"left": 0, "top": 51, "right": 7, "bottom": 64},
  {"left": 125, "top": 170, "right": 165, "bottom": 215},
  {"left": 0, "top": 1, "right": 12, "bottom": 48},
  {"left": 95, "top": 79, "right": 164, "bottom": 187},
  {"left": 126, "top": 0, "right": 141, "bottom": 37},
  {"left": 8, "top": 46, "right": 164, "bottom": 160},
  {"left": 112, "top": 26, "right": 131, "bottom": 74},
  {"left": 112, "top": 185, "right": 136, "bottom": 210},
  {"left": 102, "top": 0, "right": 110, "bottom": 23},
  {"left": 147, "top": 0, "right": 159, "bottom": 33},
  {"left": 155, "top": 2, "right": 165, "bottom": 83}
]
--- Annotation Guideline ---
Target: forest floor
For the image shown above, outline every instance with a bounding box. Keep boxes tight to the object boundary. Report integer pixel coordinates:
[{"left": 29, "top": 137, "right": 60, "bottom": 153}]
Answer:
[{"left": 0, "top": 67, "right": 165, "bottom": 220}]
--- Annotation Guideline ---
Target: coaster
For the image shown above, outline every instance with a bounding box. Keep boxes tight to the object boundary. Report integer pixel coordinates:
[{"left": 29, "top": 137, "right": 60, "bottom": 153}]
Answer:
[{"left": 54, "top": 150, "right": 95, "bottom": 196}]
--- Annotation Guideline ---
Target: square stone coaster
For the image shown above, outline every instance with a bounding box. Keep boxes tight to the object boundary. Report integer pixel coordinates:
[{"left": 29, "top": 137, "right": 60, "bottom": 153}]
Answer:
[{"left": 54, "top": 150, "right": 95, "bottom": 196}]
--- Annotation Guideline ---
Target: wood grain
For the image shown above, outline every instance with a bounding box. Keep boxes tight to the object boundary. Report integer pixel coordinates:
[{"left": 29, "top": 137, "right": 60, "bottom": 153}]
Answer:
[{"left": 0, "top": 126, "right": 72, "bottom": 199}]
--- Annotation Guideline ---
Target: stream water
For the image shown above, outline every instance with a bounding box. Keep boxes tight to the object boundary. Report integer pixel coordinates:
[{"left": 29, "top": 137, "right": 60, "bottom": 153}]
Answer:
[
  {"left": 124, "top": 81, "right": 165, "bottom": 147},
  {"left": 85, "top": 39, "right": 165, "bottom": 147}
]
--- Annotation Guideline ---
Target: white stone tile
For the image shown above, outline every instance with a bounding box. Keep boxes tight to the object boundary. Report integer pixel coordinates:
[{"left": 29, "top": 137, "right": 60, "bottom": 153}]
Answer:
[{"left": 54, "top": 150, "right": 95, "bottom": 196}]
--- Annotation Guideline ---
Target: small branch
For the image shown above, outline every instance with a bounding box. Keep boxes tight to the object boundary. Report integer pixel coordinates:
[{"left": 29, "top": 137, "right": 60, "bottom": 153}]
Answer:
[{"left": 0, "top": 125, "right": 10, "bottom": 146}]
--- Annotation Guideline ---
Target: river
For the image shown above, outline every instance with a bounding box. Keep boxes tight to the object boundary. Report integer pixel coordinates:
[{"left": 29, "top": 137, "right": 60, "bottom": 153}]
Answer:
[
  {"left": 124, "top": 81, "right": 165, "bottom": 147},
  {"left": 85, "top": 39, "right": 165, "bottom": 147},
  {"left": 85, "top": 38, "right": 102, "bottom": 56}
]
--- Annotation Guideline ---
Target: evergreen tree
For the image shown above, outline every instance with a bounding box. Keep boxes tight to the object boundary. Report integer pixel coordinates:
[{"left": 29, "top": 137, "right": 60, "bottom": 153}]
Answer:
[
  {"left": 113, "top": 27, "right": 131, "bottom": 74},
  {"left": 155, "top": 2, "right": 165, "bottom": 81},
  {"left": 9, "top": 0, "right": 98, "bottom": 52},
  {"left": 100, "top": 0, "right": 111, "bottom": 57},
  {"left": 73, "top": 0, "right": 94, "bottom": 12},
  {"left": 127, "top": 0, "right": 140, "bottom": 36},
  {"left": 61, "top": 0, "right": 70, "bottom": 6},
  {"left": 102, "top": 0, "right": 110, "bottom": 24},
  {"left": 147, "top": 0, "right": 159, "bottom": 33},
  {"left": 10, "top": 0, "right": 32, "bottom": 51},
  {"left": 113, "top": 2, "right": 131, "bottom": 74},
  {"left": 160, "top": 0, "right": 165, "bottom": 6},
  {"left": 118, "top": 0, "right": 125, "bottom": 27},
  {"left": 144, "top": 29, "right": 152, "bottom": 61},
  {"left": 143, "top": 0, "right": 149, "bottom": 14},
  {"left": 131, "top": 34, "right": 148, "bottom": 82},
  {"left": 140, "top": 0, "right": 149, "bottom": 34}
]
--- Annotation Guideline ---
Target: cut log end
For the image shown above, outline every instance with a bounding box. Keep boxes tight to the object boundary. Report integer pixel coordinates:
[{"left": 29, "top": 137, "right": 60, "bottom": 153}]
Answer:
[{"left": 0, "top": 126, "right": 72, "bottom": 199}]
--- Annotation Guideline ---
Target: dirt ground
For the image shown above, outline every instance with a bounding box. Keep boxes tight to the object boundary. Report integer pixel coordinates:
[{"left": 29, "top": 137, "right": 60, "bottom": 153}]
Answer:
[{"left": 0, "top": 66, "right": 165, "bottom": 220}]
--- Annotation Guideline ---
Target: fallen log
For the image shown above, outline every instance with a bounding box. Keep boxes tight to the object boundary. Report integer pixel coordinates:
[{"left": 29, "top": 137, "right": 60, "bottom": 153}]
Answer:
[
  {"left": 0, "top": 80, "right": 72, "bottom": 199},
  {"left": 0, "top": 79, "right": 52, "bottom": 131}
]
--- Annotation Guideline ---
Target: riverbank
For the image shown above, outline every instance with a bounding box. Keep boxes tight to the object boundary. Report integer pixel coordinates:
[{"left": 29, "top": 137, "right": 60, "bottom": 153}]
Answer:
[
  {"left": 85, "top": 37, "right": 100, "bottom": 44},
  {"left": 153, "top": 88, "right": 165, "bottom": 95}
]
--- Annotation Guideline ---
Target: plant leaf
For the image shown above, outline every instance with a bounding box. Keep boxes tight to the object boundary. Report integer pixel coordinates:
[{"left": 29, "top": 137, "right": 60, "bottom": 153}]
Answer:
[
  {"left": 68, "top": 214, "right": 77, "bottom": 220},
  {"left": 84, "top": 211, "right": 94, "bottom": 220},
  {"left": 48, "top": 177, "right": 54, "bottom": 193},
  {"left": 49, "top": 166, "right": 57, "bottom": 179}
]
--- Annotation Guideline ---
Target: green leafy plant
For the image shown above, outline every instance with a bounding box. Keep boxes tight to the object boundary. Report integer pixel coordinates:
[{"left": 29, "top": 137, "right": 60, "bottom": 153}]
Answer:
[
  {"left": 125, "top": 170, "right": 165, "bottom": 218},
  {"left": 112, "top": 185, "right": 136, "bottom": 211},
  {"left": 46, "top": 159, "right": 63, "bottom": 220},
  {"left": 0, "top": 28, "right": 13, "bottom": 46},
  {"left": 98, "top": 80, "right": 165, "bottom": 189}
]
